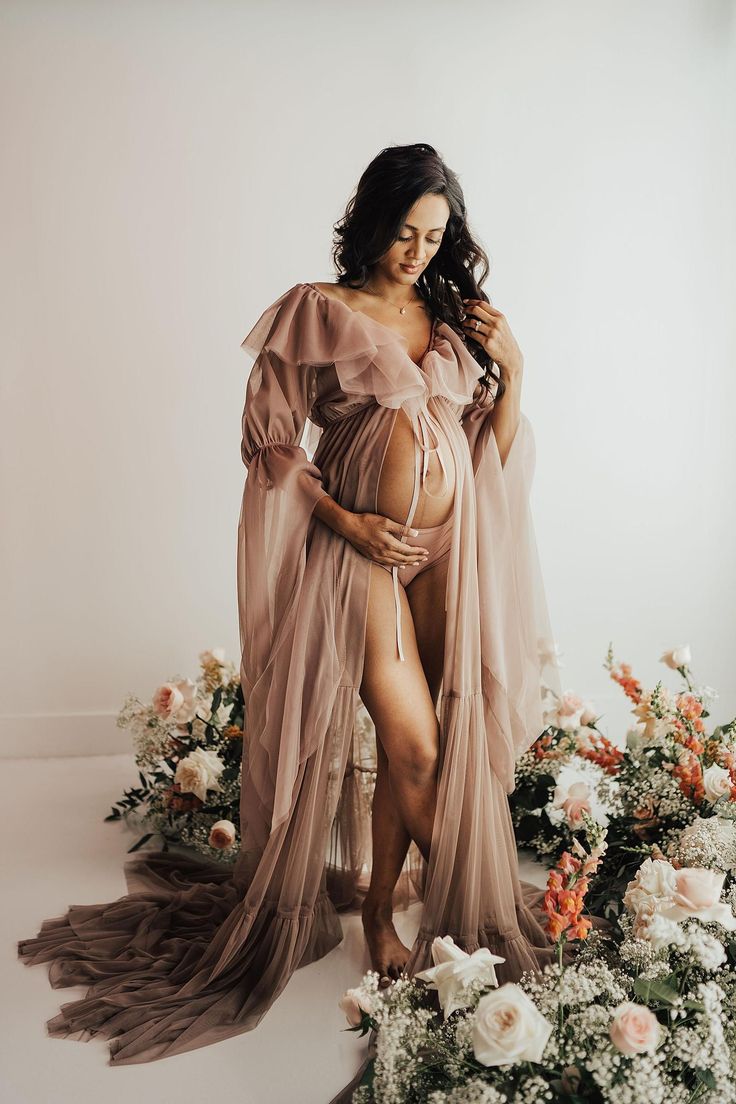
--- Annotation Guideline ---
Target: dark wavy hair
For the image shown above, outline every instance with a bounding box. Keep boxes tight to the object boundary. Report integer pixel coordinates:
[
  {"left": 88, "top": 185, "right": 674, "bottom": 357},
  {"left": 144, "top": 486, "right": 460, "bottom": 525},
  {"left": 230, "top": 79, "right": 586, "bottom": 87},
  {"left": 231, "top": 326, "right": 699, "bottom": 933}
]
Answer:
[{"left": 331, "top": 142, "right": 504, "bottom": 403}]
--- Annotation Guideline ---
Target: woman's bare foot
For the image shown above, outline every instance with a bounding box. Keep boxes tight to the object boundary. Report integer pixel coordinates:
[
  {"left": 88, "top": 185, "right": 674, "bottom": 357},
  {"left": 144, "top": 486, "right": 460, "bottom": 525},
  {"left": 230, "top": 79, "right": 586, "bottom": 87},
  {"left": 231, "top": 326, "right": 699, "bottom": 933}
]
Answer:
[{"left": 361, "top": 899, "right": 412, "bottom": 987}]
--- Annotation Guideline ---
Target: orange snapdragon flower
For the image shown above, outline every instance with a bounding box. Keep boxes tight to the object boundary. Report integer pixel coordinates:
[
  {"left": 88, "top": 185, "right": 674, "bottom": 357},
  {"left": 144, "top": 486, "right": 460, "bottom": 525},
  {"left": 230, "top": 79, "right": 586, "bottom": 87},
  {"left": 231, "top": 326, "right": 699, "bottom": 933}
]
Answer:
[
  {"left": 608, "top": 661, "right": 643, "bottom": 705},
  {"left": 672, "top": 753, "right": 705, "bottom": 803},
  {"left": 543, "top": 841, "right": 603, "bottom": 949},
  {"left": 577, "top": 732, "right": 624, "bottom": 774}
]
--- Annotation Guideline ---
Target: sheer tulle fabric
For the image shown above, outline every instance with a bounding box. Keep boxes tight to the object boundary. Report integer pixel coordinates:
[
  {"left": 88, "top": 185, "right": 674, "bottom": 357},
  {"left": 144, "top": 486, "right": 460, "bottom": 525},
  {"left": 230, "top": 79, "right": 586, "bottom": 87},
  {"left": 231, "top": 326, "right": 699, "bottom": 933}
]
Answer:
[{"left": 18, "top": 281, "right": 563, "bottom": 1068}]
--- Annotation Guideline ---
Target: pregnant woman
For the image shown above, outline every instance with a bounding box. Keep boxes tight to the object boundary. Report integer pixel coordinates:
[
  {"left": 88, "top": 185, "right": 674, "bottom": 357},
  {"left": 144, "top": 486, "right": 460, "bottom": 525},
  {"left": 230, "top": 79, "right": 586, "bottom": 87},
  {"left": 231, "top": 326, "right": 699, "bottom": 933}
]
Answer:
[{"left": 18, "top": 141, "right": 563, "bottom": 1065}]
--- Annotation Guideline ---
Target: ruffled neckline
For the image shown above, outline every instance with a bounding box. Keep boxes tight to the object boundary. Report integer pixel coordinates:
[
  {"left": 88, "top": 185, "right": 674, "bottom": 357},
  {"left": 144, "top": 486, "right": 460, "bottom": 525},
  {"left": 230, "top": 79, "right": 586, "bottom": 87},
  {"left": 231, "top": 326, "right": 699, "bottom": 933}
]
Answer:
[
  {"left": 300, "top": 282, "right": 484, "bottom": 411},
  {"left": 303, "top": 282, "right": 439, "bottom": 369}
]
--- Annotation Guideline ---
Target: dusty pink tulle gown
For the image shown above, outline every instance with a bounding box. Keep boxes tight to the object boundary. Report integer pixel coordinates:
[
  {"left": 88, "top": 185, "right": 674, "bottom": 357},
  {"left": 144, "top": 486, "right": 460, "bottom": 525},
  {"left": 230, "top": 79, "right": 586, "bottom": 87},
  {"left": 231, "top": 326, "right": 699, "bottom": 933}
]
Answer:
[{"left": 17, "top": 281, "right": 563, "bottom": 1068}]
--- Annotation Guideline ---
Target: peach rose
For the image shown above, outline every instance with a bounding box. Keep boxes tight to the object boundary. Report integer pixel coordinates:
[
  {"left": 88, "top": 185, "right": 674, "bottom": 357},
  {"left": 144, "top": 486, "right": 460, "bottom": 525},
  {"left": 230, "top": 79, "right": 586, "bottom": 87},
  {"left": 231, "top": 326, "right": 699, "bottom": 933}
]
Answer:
[
  {"left": 609, "top": 1002, "right": 661, "bottom": 1055},
  {"left": 208, "top": 819, "right": 236, "bottom": 849},
  {"left": 152, "top": 678, "right": 198, "bottom": 724},
  {"left": 561, "top": 783, "right": 592, "bottom": 827}
]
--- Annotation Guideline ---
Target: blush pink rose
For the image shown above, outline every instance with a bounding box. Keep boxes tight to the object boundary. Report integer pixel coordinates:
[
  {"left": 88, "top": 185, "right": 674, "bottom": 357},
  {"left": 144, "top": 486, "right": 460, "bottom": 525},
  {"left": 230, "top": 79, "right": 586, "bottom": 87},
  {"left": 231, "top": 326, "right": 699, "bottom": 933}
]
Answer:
[
  {"left": 609, "top": 1002, "right": 661, "bottom": 1055},
  {"left": 561, "top": 782, "right": 592, "bottom": 827},
  {"left": 153, "top": 683, "right": 183, "bottom": 718},
  {"left": 152, "top": 678, "right": 198, "bottom": 723},
  {"left": 673, "top": 868, "right": 722, "bottom": 911},
  {"left": 338, "top": 987, "right": 376, "bottom": 1026}
]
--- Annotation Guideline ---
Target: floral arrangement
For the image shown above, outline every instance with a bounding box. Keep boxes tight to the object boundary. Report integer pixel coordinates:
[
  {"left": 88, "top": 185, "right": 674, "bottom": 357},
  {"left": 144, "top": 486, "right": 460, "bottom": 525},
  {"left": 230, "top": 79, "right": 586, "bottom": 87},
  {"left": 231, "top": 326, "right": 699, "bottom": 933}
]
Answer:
[
  {"left": 511, "top": 643, "right": 736, "bottom": 923},
  {"left": 338, "top": 813, "right": 736, "bottom": 1103},
  {"left": 106, "top": 648, "right": 246, "bottom": 862}
]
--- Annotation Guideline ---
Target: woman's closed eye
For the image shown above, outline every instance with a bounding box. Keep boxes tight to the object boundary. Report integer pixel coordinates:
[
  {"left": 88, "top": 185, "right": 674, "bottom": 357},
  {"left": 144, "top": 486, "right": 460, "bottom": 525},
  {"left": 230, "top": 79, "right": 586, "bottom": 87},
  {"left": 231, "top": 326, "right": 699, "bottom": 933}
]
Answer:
[{"left": 398, "top": 235, "right": 441, "bottom": 245}]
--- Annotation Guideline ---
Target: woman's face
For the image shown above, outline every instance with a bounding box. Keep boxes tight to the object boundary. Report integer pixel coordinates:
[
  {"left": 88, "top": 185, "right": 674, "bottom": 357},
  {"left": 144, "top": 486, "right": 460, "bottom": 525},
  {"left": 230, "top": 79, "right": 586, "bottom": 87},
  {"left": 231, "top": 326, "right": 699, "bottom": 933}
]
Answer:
[{"left": 378, "top": 192, "right": 451, "bottom": 285}]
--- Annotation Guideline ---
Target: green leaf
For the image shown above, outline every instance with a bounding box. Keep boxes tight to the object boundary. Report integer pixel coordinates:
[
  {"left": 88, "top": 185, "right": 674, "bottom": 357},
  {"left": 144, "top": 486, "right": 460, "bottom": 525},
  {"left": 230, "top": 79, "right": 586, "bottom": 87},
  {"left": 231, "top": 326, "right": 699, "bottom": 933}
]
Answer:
[
  {"left": 127, "top": 832, "right": 154, "bottom": 853},
  {"left": 633, "top": 976, "right": 680, "bottom": 1006},
  {"left": 358, "top": 1058, "right": 375, "bottom": 1090},
  {"left": 695, "top": 1068, "right": 717, "bottom": 1090}
]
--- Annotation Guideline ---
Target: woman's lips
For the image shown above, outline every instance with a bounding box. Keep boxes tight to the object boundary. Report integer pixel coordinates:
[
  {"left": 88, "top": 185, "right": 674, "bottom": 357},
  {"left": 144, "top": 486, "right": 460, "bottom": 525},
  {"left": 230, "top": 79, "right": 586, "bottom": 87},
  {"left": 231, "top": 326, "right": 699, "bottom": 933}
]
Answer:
[{"left": 400, "top": 263, "right": 421, "bottom": 273}]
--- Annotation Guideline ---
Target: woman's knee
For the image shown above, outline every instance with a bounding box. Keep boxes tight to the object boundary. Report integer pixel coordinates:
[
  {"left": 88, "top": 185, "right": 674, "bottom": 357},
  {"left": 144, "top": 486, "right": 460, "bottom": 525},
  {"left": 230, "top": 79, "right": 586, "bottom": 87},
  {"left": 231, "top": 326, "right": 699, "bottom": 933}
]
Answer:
[{"left": 387, "top": 727, "right": 439, "bottom": 789}]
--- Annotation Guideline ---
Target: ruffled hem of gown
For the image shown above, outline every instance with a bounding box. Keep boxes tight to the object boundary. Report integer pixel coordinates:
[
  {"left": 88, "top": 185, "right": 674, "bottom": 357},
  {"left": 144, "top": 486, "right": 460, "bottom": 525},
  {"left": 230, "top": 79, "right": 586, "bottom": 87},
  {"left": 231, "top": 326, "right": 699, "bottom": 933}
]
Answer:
[{"left": 17, "top": 850, "right": 344, "bottom": 1065}]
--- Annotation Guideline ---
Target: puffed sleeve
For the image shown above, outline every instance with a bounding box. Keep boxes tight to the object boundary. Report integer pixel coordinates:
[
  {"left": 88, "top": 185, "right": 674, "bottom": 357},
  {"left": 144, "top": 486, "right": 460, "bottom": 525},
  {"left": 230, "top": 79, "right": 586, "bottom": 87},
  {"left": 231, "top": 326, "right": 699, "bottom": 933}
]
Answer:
[
  {"left": 237, "top": 284, "right": 330, "bottom": 717},
  {"left": 461, "top": 376, "right": 563, "bottom": 783}
]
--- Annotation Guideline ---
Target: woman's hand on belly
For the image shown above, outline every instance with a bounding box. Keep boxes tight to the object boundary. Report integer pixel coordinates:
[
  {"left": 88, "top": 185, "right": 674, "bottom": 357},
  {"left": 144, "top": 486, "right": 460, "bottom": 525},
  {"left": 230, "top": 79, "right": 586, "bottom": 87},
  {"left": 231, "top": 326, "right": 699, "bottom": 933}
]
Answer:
[{"left": 341, "top": 513, "right": 429, "bottom": 568}]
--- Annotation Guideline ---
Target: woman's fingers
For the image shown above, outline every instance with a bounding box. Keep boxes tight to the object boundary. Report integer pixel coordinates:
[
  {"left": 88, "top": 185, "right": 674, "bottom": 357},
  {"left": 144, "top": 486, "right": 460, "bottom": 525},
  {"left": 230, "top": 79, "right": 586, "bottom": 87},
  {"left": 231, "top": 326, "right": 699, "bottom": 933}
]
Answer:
[{"left": 381, "top": 519, "right": 429, "bottom": 564}]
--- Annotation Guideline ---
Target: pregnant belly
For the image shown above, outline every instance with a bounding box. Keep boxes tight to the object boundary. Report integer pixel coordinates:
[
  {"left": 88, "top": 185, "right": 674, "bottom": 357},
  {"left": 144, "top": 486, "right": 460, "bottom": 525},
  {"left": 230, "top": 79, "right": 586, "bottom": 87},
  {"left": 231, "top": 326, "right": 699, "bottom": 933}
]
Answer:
[{"left": 376, "top": 407, "right": 456, "bottom": 528}]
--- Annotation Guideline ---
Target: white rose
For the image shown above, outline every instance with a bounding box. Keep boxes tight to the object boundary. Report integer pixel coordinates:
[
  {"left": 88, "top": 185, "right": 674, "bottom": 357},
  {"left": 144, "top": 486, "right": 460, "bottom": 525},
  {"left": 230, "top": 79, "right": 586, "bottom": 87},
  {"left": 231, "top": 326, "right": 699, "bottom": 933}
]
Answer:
[
  {"left": 472, "top": 983, "right": 553, "bottom": 1066},
  {"left": 415, "top": 935, "right": 505, "bottom": 1020},
  {"left": 623, "top": 858, "right": 678, "bottom": 917},
  {"left": 702, "top": 764, "right": 731, "bottom": 803},
  {"left": 174, "top": 746, "right": 225, "bottom": 802},
  {"left": 660, "top": 645, "right": 691, "bottom": 670}
]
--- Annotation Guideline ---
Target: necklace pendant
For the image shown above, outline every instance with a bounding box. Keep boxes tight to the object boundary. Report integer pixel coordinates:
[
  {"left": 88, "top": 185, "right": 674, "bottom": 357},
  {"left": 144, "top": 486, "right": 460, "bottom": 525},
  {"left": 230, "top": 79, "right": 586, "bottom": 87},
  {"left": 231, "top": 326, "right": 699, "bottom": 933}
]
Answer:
[{"left": 400, "top": 306, "right": 406, "bottom": 315}]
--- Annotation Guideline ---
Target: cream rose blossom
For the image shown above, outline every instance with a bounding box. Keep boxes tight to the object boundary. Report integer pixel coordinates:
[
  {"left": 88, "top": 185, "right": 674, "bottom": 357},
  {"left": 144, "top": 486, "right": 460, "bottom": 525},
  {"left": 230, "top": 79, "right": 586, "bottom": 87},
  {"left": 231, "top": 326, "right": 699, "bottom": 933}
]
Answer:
[
  {"left": 472, "top": 983, "right": 553, "bottom": 1066},
  {"left": 173, "top": 747, "right": 225, "bottom": 802},
  {"left": 702, "top": 764, "right": 731, "bottom": 803},
  {"left": 609, "top": 1002, "right": 662, "bottom": 1055}
]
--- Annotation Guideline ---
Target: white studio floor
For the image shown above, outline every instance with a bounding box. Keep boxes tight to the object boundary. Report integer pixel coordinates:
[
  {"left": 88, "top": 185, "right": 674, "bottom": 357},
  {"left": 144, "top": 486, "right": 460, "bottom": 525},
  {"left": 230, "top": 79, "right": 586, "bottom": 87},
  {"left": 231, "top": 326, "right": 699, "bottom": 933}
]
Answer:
[{"left": 3, "top": 754, "right": 548, "bottom": 1104}]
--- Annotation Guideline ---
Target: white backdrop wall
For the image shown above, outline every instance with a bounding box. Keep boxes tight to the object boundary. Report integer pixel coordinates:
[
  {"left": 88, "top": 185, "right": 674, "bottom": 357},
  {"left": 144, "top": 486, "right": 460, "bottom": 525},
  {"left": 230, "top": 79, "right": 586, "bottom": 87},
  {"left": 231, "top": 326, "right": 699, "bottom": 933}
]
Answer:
[{"left": 1, "top": 0, "right": 734, "bottom": 756}]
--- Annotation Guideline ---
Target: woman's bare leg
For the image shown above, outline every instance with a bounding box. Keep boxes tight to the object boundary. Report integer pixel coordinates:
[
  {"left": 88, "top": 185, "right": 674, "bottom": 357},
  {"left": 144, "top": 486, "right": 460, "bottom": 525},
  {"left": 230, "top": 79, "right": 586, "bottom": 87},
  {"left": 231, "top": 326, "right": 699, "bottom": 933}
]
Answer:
[
  {"left": 359, "top": 557, "right": 448, "bottom": 979},
  {"left": 360, "top": 738, "right": 413, "bottom": 980}
]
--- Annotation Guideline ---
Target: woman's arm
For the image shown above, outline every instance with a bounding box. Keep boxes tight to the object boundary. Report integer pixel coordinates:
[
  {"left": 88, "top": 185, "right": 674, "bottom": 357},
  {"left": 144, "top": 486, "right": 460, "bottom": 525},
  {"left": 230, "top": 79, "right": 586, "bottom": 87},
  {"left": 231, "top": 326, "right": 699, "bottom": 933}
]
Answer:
[
  {"left": 489, "top": 363, "right": 523, "bottom": 469},
  {"left": 312, "top": 491, "right": 356, "bottom": 538}
]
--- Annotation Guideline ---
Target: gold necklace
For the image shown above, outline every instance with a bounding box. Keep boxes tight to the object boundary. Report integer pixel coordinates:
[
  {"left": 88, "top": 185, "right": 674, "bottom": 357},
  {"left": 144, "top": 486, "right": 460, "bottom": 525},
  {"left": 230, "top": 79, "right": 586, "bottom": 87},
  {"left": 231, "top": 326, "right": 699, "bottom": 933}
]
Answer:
[{"left": 362, "top": 284, "right": 423, "bottom": 316}]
